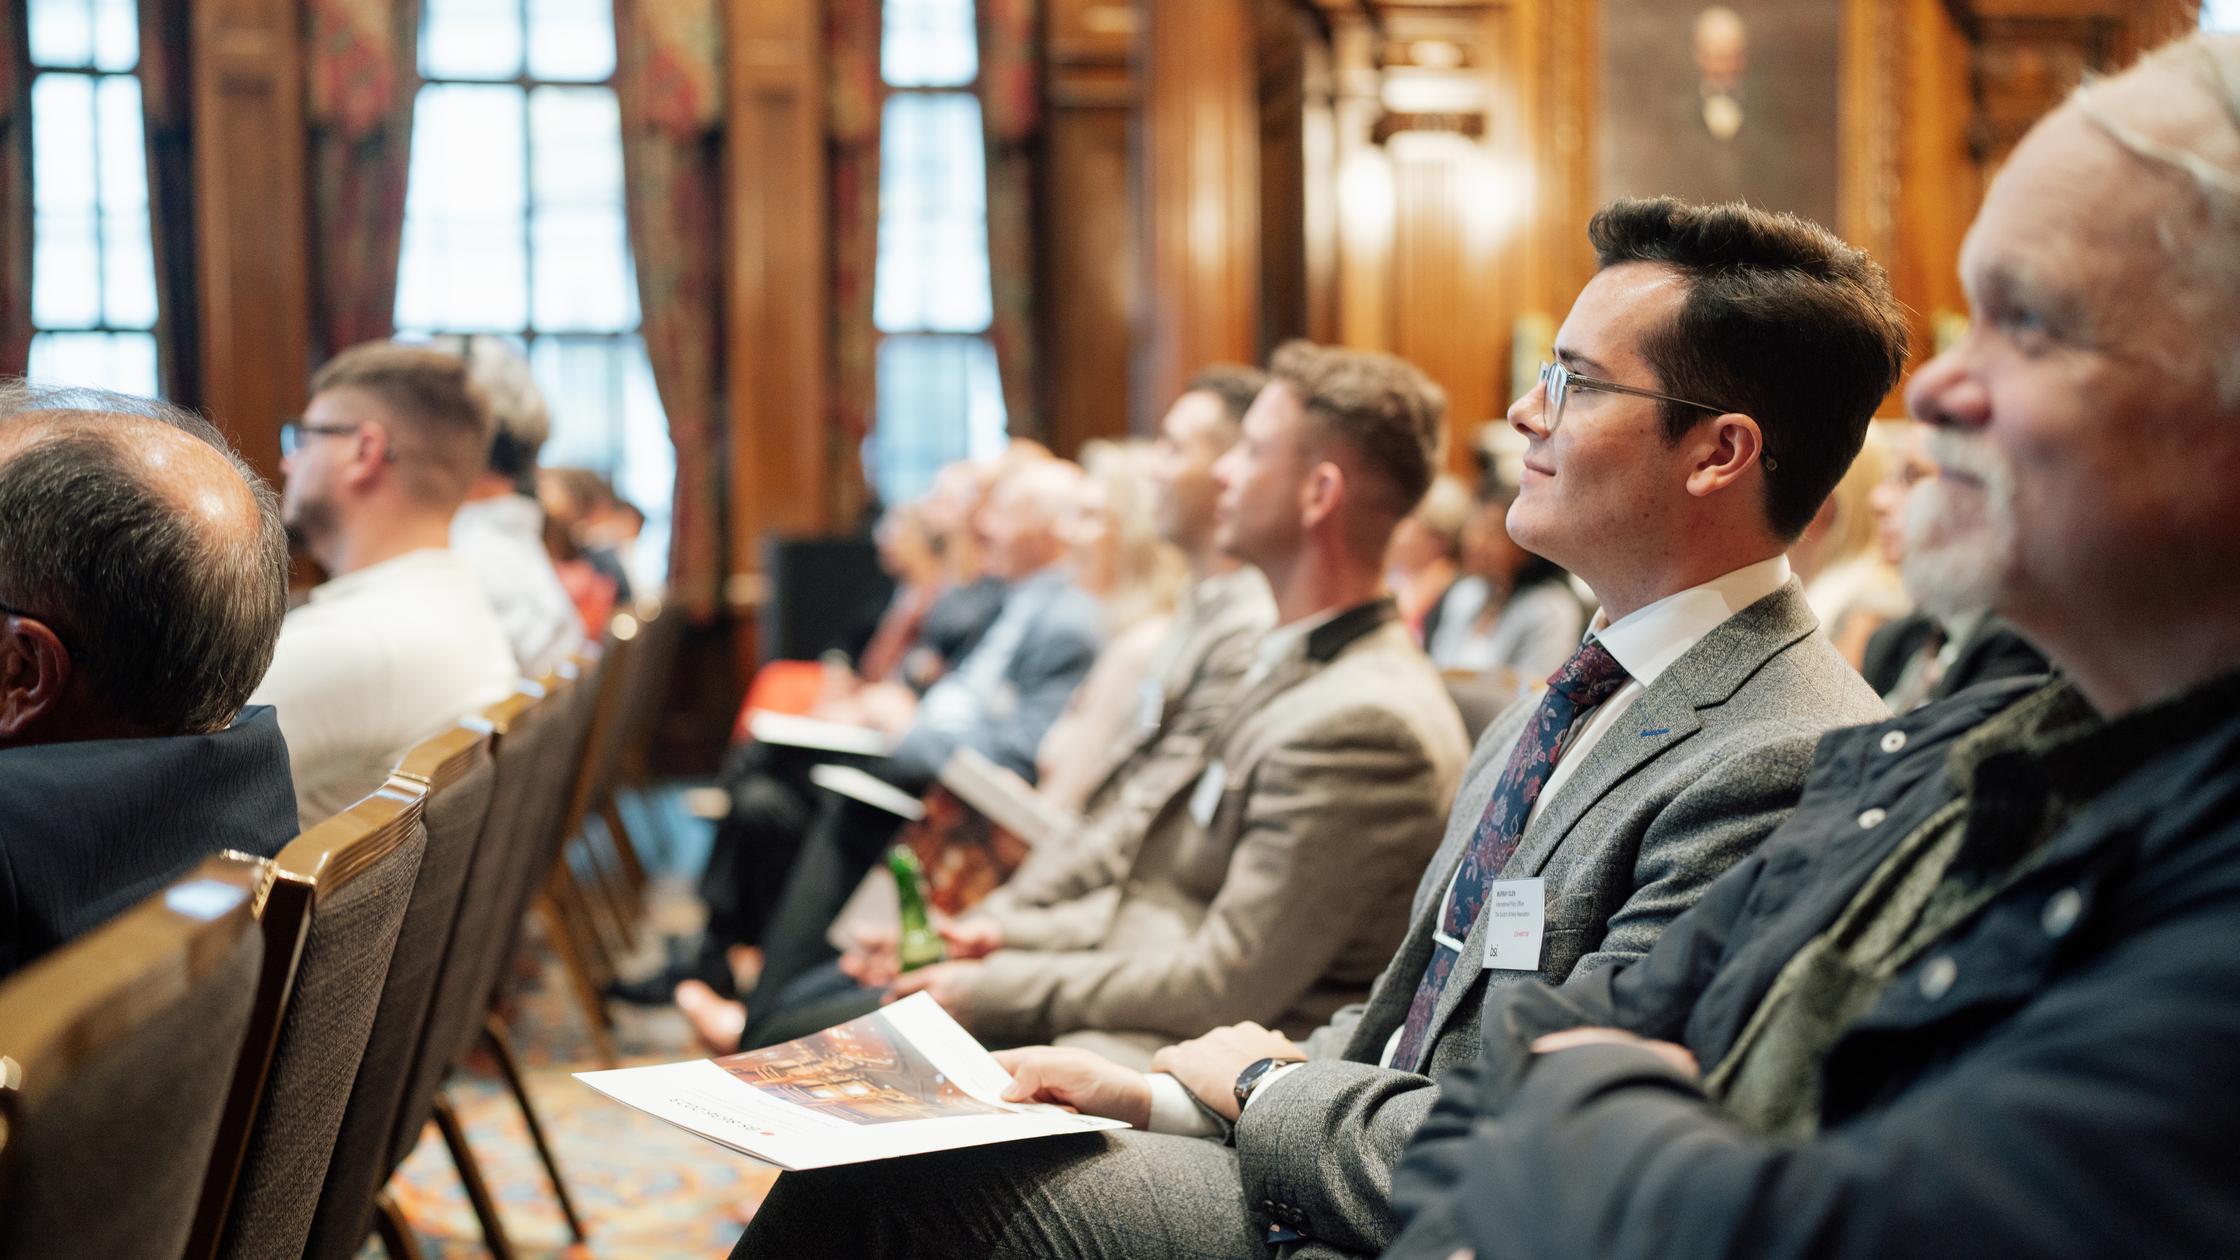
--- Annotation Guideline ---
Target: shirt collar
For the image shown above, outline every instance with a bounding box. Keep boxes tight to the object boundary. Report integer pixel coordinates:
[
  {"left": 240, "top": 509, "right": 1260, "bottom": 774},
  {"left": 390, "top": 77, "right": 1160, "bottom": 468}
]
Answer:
[
  {"left": 453, "top": 493, "right": 544, "bottom": 538},
  {"left": 1587, "top": 555, "right": 1793, "bottom": 688},
  {"left": 1256, "top": 605, "right": 1342, "bottom": 668}
]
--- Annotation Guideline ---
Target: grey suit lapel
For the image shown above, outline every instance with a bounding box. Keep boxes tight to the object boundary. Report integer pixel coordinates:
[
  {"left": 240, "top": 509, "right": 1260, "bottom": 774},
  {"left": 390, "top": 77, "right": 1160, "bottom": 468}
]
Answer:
[{"left": 1418, "top": 581, "right": 1820, "bottom": 1051}]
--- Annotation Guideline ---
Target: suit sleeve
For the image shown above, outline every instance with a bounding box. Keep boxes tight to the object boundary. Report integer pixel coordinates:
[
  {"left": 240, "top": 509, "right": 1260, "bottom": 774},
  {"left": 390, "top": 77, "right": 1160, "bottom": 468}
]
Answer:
[
  {"left": 962, "top": 712, "right": 1449, "bottom": 1044},
  {"left": 1384, "top": 854, "right": 2240, "bottom": 1260},
  {"left": 1236, "top": 724, "right": 1820, "bottom": 1257},
  {"left": 888, "top": 610, "right": 1101, "bottom": 785}
]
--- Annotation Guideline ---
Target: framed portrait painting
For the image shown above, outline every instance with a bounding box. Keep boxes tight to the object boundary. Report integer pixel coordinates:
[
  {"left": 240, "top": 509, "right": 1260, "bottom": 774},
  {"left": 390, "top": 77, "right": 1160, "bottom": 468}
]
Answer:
[{"left": 1597, "top": 0, "right": 1845, "bottom": 229}]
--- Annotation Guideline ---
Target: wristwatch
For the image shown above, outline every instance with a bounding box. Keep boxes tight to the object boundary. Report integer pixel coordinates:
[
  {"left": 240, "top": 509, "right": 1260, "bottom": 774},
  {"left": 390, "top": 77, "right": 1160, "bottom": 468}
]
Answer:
[{"left": 1233, "top": 1055, "right": 1307, "bottom": 1112}]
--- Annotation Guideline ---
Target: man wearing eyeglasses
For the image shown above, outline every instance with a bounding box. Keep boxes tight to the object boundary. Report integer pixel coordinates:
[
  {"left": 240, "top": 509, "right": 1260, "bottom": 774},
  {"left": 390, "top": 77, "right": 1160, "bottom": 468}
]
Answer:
[
  {"left": 248, "top": 342, "right": 519, "bottom": 827},
  {"left": 0, "top": 384, "right": 298, "bottom": 978},
  {"left": 728, "top": 197, "right": 1902, "bottom": 1259}
]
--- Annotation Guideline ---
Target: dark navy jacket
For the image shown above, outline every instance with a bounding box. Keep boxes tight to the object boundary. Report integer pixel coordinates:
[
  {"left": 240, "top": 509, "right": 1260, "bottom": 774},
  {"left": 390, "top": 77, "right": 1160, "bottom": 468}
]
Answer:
[
  {"left": 0, "top": 705, "right": 298, "bottom": 977},
  {"left": 1388, "top": 674, "right": 2240, "bottom": 1259}
]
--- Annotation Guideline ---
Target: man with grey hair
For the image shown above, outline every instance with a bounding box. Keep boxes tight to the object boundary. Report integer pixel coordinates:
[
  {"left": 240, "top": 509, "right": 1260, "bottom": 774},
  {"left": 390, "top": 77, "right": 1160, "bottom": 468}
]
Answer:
[
  {"left": 1381, "top": 33, "right": 2240, "bottom": 1258},
  {"left": 440, "top": 335, "right": 587, "bottom": 676},
  {"left": 0, "top": 384, "right": 297, "bottom": 977}
]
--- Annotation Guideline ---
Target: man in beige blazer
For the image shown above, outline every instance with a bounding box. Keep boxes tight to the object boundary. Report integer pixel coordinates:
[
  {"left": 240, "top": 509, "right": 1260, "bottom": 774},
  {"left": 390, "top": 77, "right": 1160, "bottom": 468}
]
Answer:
[{"left": 878, "top": 342, "right": 1470, "bottom": 1065}]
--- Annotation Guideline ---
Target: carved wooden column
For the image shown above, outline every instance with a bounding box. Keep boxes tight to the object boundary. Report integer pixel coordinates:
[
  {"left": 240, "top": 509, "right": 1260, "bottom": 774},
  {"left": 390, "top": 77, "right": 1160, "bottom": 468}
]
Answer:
[
  {"left": 723, "top": 0, "right": 831, "bottom": 607},
  {"left": 1135, "top": 0, "right": 1259, "bottom": 430},
  {"left": 1042, "top": 0, "right": 1140, "bottom": 449},
  {"left": 189, "top": 0, "right": 312, "bottom": 486}
]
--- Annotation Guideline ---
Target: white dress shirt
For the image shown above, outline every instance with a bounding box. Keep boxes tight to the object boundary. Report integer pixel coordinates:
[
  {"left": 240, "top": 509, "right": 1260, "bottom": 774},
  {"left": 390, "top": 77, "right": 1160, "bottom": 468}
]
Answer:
[
  {"left": 250, "top": 548, "right": 523, "bottom": 829},
  {"left": 1142, "top": 555, "right": 1794, "bottom": 1134},
  {"left": 451, "top": 494, "right": 588, "bottom": 677}
]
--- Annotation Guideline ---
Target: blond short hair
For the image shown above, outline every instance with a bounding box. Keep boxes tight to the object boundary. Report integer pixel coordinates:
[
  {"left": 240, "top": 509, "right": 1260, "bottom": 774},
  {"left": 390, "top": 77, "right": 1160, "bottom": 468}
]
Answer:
[{"left": 310, "top": 342, "right": 497, "bottom": 508}]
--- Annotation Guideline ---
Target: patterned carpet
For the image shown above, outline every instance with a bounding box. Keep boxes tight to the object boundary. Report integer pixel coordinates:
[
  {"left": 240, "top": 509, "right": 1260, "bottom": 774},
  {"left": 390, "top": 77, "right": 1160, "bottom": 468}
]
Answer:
[{"left": 363, "top": 793, "right": 780, "bottom": 1260}]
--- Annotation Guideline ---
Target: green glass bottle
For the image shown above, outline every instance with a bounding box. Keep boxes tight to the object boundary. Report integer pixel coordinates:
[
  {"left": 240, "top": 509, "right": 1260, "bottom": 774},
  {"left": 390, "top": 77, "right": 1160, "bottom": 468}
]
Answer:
[{"left": 888, "top": 845, "right": 947, "bottom": 972}]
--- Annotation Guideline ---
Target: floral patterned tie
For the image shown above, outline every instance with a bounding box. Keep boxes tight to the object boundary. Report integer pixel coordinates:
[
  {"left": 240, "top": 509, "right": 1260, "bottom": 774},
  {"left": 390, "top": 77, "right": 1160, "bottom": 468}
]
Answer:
[{"left": 1388, "top": 638, "right": 1630, "bottom": 1073}]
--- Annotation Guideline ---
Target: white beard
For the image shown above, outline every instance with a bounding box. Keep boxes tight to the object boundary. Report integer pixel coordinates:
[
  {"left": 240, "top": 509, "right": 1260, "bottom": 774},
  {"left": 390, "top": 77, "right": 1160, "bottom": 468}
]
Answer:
[{"left": 1900, "top": 430, "right": 2021, "bottom": 622}]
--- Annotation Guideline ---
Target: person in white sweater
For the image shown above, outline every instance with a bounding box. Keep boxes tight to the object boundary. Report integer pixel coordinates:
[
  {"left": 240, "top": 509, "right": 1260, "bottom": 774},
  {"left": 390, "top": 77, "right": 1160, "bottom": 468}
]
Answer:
[
  {"left": 438, "top": 334, "right": 587, "bottom": 677},
  {"left": 250, "top": 342, "right": 520, "bottom": 828}
]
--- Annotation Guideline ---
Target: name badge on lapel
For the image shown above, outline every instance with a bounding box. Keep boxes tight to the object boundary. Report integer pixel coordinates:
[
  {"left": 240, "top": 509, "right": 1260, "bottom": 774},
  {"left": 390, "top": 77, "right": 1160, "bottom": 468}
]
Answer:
[
  {"left": 1188, "top": 760, "right": 1228, "bottom": 828},
  {"left": 1482, "top": 877, "right": 1546, "bottom": 971},
  {"left": 1136, "top": 679, "right": 1164, "bottom": 733}
]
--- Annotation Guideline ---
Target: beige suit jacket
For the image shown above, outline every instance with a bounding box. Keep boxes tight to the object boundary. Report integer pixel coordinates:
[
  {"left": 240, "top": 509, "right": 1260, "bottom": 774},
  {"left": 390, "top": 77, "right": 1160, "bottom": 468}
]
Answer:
[
  {"left": 975, "top": 567, "right": 1273, "bottom": 952},
  {"left": 963, "top": 599, "right": 1469, "bottom": 1062}
]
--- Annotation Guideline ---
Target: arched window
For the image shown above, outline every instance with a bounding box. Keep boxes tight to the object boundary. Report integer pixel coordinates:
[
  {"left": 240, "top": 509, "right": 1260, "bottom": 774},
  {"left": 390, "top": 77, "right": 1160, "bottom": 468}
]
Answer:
[
  {"left": 23, "top": 0, "right": 160, "bottom": 396},
  {"left": 393, "top": 0, "right": 673, "bottom": 579},
  {"left": 871, "top": 0, "right": 1008, "bottom": 506}
]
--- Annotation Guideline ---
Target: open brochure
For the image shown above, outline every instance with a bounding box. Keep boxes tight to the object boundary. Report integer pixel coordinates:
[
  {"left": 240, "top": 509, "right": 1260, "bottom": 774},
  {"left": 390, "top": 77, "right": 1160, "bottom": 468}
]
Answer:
[
  {"left": 937, "top": 747, "right": 1078, "bottom": 852},
  {"left": 576, "top": 993, "right": 1128, "bottom": 1170},
  {"left": 747, "top": 710, "right": 893, "bottom": 758}
]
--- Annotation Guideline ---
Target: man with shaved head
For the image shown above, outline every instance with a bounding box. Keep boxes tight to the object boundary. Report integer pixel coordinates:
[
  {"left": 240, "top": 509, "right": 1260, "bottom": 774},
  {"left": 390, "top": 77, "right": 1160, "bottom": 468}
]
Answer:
[
  {"left": 0, "top": 383, "right": 297, "bottom": 976},
  {"left": 249, "top": 342, "right": 520, "bottom": 826},
  {"left": 1377, "top": 33, "right": 2240, "bottom": 1258}
]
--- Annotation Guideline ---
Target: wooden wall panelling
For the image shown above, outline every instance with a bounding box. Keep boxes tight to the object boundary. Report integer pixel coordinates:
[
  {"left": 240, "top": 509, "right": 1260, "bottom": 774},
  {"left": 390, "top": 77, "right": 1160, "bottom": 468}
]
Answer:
[
  {"left": 1041, "top": 0, "right": 1139, "bottom": 450},
  {"left": 1256, "top": 0, "right": 1313, "bottom": 353},
  {"left": 723, "top": 0, "right": 830, "bottom": 607},
  {"left": 1134, "top": 0, "right": 1260, "bottom": 432},
  {"left": 189, "top": 0, "right": 312, "bottom": 488}
]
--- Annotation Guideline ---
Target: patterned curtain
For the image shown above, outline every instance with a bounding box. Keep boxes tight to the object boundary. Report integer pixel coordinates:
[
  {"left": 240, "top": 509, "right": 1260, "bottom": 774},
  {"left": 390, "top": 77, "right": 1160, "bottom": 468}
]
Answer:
[
  {"left": 304, "top": 0, "right": 420, "bottom": 360},
  {"left": 139, "top": 0, "right": 199, "bottom": 403},
  {"left": 0, "top": 2, "right": 30, "bottom": 378},
  {"left": 614, "top": 0, "right": 726, "bottom": 619},
  {"left": 828, "top": 0, "right": 882, "bottom": 523},
  {"left": 977, "top": 0, "right": 1041, "bottom": 439}
]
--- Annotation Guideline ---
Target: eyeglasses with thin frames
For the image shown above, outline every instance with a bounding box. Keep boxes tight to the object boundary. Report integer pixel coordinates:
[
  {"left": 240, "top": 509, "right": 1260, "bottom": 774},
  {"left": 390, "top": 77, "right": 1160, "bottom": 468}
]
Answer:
[
  {"left": 278, "top": 420, "right": 363, "bottom": 459},
  {"left": 1535, "top": 360, "right": 1774, "bottom": 470}
]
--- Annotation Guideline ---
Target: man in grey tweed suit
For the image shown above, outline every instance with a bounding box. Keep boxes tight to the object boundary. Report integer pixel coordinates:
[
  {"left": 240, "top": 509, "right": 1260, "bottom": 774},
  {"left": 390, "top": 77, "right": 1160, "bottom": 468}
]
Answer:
[{"left": 730, "top": 197, "right": 1908, "bottom": 1259}]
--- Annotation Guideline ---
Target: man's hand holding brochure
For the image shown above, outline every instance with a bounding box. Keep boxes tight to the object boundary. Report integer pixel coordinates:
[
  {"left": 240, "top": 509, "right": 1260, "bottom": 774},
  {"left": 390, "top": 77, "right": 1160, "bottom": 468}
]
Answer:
[{"left": 576, "top": 993, "right": 1128, "bottom": 1170}]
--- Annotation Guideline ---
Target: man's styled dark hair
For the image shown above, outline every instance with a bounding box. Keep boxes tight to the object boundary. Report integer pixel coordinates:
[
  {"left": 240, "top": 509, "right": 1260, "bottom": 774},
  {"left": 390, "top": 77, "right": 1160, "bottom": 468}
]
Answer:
[
  {"left": 0, "top": 384, "right": 290, "bottom": 734},
  {"left": 1185, "top": 363, "right": 1271, "bottom": 427},
  {"left": 1588, "top": 197, "right": 1911, "bottom": 540},
  {"left": 1267, "top": 340, "right": 1447, "bottom": 517}
]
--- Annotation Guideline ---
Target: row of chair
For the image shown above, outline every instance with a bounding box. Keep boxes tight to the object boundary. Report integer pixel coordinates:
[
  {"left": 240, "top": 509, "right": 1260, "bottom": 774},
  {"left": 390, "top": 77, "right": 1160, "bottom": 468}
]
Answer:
[{"left": 0, "top": 599, "right": 685, "bottom": 1260}]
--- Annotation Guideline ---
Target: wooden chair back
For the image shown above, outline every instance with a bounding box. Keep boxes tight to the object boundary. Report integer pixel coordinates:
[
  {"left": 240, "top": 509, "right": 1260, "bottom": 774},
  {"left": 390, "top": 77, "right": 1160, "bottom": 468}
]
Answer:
[
  {"left": 299, "top": 722, "right": 497, "bottom": 1260},
  {"left": 0, "top": 855, "right": 271, "bottom": 1260},
  {"left": 188, "top": 781, "right": 430, "bottom": 1260},
  {"left": 378, "top": 681, "right": 559, "bottom": 1176}
]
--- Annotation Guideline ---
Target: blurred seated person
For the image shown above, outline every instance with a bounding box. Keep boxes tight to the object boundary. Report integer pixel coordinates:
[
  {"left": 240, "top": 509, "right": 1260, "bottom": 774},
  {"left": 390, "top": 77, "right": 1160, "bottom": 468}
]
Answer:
[
  {"left": 437, "top": 335, "right": 586, "bottom": 677},
  {"left": 249, "top": 343, "right": 520, "bottom": 827},
  {"left": 677, "top": 366, "right": 1278, "bottom": 1049},
  {"left": 775, "top": 344, "right": 1466, "bottom": 1065},
  {"left": 1385, "top": 473, "right": 1472, "bottom": 640},
  {"left": 1792, "top": 418, "right": 1907, "bottom": 666},
  {"left": 810, "top": 452, "right": 1021, "bottom": 727},
  {"left": 0, "top": 385, "right": 296, "bottom": 977},
  {"left": 1424, "top": 426, "right": 1588, "bottom": 695},
  {"left": 1385, "top": 41, "right": 2240, "bottom": 1256},
  {"left": 1862, "top": 418, "right": 2047, "bottom": 710},
  {"left": 1029, "top": 436, "right": 1189, "bottom": 812},
  {"left": 538, "top": 465, "right": 633, "bottom": 629},
  {"left": 635, "top": 456, "right": 1106, "bottom": 1003}
]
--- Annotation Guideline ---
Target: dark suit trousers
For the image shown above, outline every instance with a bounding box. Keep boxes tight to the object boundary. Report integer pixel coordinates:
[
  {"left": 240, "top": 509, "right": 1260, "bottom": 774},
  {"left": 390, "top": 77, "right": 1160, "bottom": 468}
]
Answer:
[
  {"left": 739, "top": 789, "right": 911, "bottom": 1042},
  {"left": 732, "top": 1128, "right": 1269, "bottom": 1260},
  {"left": 697, "top": 741, "right": 819, "bottom": 961}
]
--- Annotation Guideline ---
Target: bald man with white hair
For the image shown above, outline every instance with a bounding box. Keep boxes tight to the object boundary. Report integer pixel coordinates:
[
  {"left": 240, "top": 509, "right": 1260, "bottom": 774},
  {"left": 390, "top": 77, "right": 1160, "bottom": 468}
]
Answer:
[{"left": 1377, "top": 33, "right": 2240, "bottom": 1259}]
